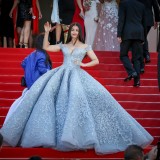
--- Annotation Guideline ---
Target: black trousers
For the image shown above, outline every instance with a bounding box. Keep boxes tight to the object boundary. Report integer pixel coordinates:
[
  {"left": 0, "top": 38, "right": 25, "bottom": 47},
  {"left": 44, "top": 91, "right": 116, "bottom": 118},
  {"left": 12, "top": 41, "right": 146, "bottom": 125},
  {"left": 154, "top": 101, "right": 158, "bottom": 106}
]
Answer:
[
  {"left": 143, "top": 26, "right": 151, "bottom": 58},
  {"left": 58, "top": 0, "right": 75, "bottom": 25},
  {"left": 157, "top": 26, "right": 160, "bottom": 52},
  {"left": 120, "top": 40, "right": 143, "bottom": 76}
]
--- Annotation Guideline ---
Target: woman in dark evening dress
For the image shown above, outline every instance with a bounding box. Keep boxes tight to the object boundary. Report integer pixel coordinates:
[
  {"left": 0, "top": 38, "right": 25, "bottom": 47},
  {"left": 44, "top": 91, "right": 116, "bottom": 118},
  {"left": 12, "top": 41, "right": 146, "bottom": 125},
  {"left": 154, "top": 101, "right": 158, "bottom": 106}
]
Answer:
[
  {"left": 58, "top": 0, "right": 76, "bottom": 42},
  {"left": 17, "top": 0, "right": 32, "bottom": 48},
  {"left": 58, "top": 0, "right": 76, "bottom": 25},
  {"left": 10, "top": 0, "right": 42, "bottom": 48},
  {"left": 10, "top": 0, "right": 33, "bottom": 48},
  {"left": 1, "top": 0, "right": 14, "bottom": 47}
]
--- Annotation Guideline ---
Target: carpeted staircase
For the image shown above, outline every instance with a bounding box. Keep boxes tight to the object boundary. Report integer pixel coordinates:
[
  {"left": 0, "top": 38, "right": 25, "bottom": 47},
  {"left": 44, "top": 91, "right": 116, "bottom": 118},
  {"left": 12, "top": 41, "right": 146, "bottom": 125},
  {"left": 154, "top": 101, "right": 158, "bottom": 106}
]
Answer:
[{"left": 0, "top": 48, "right": 160, "bottom": 160}]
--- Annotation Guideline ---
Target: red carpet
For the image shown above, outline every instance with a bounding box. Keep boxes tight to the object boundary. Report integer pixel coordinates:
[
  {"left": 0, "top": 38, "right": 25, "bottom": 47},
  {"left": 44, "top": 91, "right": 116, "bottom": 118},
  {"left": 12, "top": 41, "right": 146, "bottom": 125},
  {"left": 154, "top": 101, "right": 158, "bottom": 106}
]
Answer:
[{"left": 0, "top": 48, "right": 159, "bottom": 159}]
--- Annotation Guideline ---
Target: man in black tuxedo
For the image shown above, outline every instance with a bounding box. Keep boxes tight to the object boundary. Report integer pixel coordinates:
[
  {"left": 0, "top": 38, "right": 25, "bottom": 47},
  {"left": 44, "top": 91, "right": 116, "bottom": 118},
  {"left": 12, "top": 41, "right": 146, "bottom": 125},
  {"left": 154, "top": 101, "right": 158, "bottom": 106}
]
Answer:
[
  {"left": 117, "top": 0, "right": 146, "bottom": 87},
  {"left": 0, "top": 133, "right": 3, "bottom": 149},
  {"left": 157, "top": 0, "right": 160, "bottom": 91},
  {"left": 138, "top": 0, "right": 160, "bottom": 63},
  {"left": 157, "top": 0, "right": 160, "bottom": 52}
]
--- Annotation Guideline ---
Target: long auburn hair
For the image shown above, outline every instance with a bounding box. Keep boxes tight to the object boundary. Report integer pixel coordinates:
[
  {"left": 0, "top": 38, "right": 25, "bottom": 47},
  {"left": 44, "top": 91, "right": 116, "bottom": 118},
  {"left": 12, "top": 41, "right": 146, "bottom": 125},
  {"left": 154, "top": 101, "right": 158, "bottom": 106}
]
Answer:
[{"left": 66, "top": 22, "right": 84, "bottom": 44}]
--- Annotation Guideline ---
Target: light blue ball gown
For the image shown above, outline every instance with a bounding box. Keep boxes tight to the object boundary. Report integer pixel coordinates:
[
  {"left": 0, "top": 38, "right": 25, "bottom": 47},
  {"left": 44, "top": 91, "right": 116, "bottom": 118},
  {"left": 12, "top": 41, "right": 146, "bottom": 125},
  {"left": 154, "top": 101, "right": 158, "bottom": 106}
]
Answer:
[{"left": 0, "top": 44, "right": 153, "bottom": 154}]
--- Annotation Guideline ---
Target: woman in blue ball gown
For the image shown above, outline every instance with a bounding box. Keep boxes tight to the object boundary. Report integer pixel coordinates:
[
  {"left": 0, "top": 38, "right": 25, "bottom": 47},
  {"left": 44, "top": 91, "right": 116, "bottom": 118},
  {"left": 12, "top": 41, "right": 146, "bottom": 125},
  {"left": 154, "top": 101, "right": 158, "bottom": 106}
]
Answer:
[{"left": 0, "top": 22, "right": 153, "bottom": 154}]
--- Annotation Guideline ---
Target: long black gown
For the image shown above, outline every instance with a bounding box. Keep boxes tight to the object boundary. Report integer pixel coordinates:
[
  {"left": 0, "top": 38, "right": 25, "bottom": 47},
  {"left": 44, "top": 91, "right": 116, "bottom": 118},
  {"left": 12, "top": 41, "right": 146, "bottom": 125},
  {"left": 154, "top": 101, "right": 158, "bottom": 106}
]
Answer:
[
  {"left": 1, "top": 0, "right": 14, "bottom": 39},
  {"left": 58, "top": 0, "right": 75, "bottom": 25},
  {"left": 19, "top": 0, "right": 32, "bottom": 20}
]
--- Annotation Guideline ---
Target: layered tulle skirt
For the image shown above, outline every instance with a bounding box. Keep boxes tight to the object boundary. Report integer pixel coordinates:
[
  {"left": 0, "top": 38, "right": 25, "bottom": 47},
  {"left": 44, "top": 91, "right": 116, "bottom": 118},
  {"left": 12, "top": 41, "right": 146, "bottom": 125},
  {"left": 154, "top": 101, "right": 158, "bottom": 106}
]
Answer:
[{"left": 0, "top": 66, "right": 153, "bottom": 154}]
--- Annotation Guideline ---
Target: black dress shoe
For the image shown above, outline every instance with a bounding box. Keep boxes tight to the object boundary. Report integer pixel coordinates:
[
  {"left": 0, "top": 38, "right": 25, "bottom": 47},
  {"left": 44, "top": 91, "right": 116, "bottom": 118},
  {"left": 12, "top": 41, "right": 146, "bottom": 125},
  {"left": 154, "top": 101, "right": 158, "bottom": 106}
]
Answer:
[
  {"left": 124, "top": 72, "right": 137, "bottom": 82},
  {"left": 133, "top": 81, "right": 140, "bottom": 87},
  {"left": 56, "top": 41, "right": 61, "bottom": 44},
  {"left": 16, "top": 44, "right": 20, "bottom": 48},
  {"left": 140, "top": 68, "right": 145, "bottom": 74},
  {"left": 133, "top": 76, "right": 140, "bottom": 87},
  {"left": 22, "top": 44, "right": 25, "bottom": 48},
  {"left": 145, "top": 55, "right": 151, "bottom": 63}
]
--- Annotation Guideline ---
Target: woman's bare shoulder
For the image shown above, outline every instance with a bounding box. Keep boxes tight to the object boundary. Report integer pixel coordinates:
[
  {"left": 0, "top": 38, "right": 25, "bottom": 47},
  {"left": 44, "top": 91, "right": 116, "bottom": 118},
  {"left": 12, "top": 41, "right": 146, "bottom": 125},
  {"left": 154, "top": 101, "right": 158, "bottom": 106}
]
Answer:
[{"left": 79, "top": 43, "right": 88, "bottom": 48}]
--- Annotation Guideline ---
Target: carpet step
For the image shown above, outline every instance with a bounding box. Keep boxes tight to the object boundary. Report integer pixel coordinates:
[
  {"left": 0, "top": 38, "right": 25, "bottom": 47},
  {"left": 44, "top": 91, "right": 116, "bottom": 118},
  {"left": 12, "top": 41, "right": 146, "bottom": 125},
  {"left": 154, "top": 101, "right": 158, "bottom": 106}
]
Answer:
[
  {"left": 0, "top": 147, "right": 124, "bottom": 159},
  {"left": 119, "top": 101, "right": 160, "bottom": 110},
  {"left": 0, "top": 48, "right": 33, "bottom": 55},
  {"left": 0, "top": 146, "right": 154, "bottom": 160},
  {"left": 0, "top": 55, "right": 64, "bottom": 62},
  {"left": 0, "top": 53, "right": 58, "bottom": 59},
  {"left": 1, "top": 111, "right": 159, "bottom": 128},
  {"left": 106, "top": 85, "right": 160, "bottom": 94},
  {"left": 0, "top": 99, "right": 16, "bottom": 107},
  {"left": 0, "top": 115, "right": 159, "bottom": 145},
  {"left": 92, "top": 71, "right": 157, "bottom": 78},
  {"left": 137, "top": 119, "right": 160, "bottom": 127},
  {"left": 0, "top": 83, "right": 24, "bottom": 91},
  {"left": 91, "top": 64, "right": 157, "bottom": 71},
  {"left": 0, "top": 61, "right": 22, "bottom": 68},
  {"left": 146, "top": 128, "right": 160, "bottom": 137},
  {"left": 1, "top": 101, "right": 160, "bottom": 111},
  {"left": 0, "top": 61, "right": 157, "bottom": 72},
  {"left": 0, "top": 116, "right": 159, "bottom": 145},
  {"left": 0, "top": 48, "right": 158, "bottom": 58},
  {"left": 0, "top": 116, "right": 5, "bottom": 124},
  {"left": 0, "top": 54, "right": 158, "bottom": 65},
  {"left": 112, "top": 93, "right": 160, "bottom": 102},
  {"left": 0, "top": 107, "right": 9, "bottom": 116},
  {"left": 0, "top": 100, "right": 159, "bottom": 119},
  {"left": 96, "top": 78, "right": 158, "bottom": 86},
  {"left": 0, "top": 107, "right": 159, "bottom": 127},
  {"left": 86, "top": 64, "right": 157, "bottom": 72},
  {"left": 99, "top": 57, "right": 157, "bottom": 64},
  {"left": 1, "top": 84, "right": 159, "bottom": 97},
  {"left": 0, "top": 82, "right": 160, "bottom": 94},
  {"left": 0, "top": 90, "right": 22, "bottom": 99},
  {"left": 0, "top": 53, "right": 63, "bottom": 62},
  {"left": 126, "top": 110, "right": 160, "bottom": 118},
  {"left": 0, "top": 95, "right": 160, "bottom": 108},
  {"left": 0, "top": 75, "right": 23, "bottom": 83},
  {"left": 1, "top": 90, "right": 160, "bottom": 103},
  {"left": 0, "top": 67, "right": 157, "bottom": 79},
  {"left": 0, "top": 73, "right": 158, "bottom": 86},
  {"left": 0, "top": 48, "right": 121, "bottom": 57}
]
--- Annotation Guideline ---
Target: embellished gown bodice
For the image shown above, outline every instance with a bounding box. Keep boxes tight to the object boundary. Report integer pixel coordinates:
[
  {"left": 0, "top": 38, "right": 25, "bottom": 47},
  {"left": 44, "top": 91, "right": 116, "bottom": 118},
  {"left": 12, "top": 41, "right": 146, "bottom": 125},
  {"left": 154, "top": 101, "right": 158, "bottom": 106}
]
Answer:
[{"left": 60, "top": 45, "right": 87, "bottom": 68}]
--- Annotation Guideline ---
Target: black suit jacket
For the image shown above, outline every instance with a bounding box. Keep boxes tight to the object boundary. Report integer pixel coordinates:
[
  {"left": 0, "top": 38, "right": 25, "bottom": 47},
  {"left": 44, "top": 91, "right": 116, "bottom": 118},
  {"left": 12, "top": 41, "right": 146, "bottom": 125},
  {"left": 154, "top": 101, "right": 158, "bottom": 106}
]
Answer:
[
  {"left": 138, "top": 0, "right": 160, "bottom": 26},
  {"left": 117, "top": 0, "right": 146, "bottom": 41}
]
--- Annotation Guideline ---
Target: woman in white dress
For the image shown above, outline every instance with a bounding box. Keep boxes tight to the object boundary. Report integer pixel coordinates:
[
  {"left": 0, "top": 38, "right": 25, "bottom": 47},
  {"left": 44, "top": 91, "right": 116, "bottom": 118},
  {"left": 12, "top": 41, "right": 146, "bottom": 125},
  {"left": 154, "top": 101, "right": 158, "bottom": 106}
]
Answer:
[
  {"left": 51, "top": 0, "right": 60, "bottom": 24},
  {"left": 93, "top": 0, "right": 120, "bottom": 51},
  {"left": 83, "top": 0, "right": 99, "bottom": 47}
]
